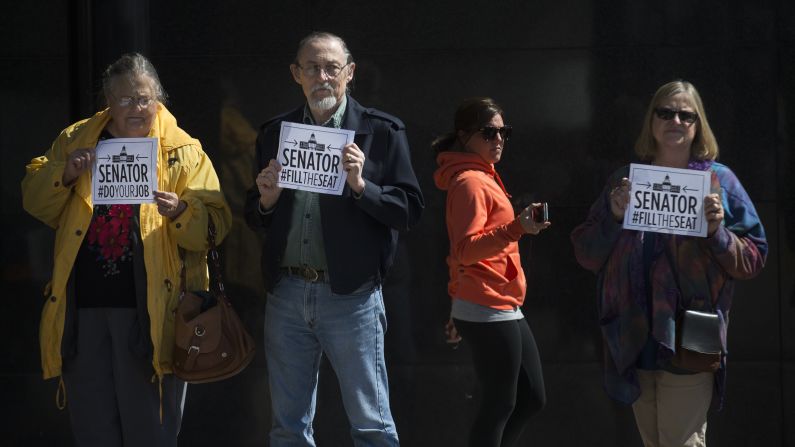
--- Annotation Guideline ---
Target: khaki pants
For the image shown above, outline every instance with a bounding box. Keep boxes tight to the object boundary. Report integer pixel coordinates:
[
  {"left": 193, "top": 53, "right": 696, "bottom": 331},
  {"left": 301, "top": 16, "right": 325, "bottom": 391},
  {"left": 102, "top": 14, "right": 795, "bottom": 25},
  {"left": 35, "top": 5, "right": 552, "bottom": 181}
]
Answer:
[{"left": 632, "top": 370, "right": 714, "bottom": 447}]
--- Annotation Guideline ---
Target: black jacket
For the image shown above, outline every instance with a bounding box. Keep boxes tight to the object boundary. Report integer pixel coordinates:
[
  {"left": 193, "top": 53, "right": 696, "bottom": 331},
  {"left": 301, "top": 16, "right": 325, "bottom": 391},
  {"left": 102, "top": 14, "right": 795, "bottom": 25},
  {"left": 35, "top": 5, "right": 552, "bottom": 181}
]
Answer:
[{"left": 244, "top": 96, "right": 424, "bottom": 294}]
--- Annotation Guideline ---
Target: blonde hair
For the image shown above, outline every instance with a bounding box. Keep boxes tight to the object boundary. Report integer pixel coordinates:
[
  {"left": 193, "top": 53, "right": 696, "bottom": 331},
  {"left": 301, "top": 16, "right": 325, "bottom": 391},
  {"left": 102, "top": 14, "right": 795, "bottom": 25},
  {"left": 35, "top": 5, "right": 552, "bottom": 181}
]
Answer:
[{"left": 634, "top": 80, "right": 718, "bottom": 161}]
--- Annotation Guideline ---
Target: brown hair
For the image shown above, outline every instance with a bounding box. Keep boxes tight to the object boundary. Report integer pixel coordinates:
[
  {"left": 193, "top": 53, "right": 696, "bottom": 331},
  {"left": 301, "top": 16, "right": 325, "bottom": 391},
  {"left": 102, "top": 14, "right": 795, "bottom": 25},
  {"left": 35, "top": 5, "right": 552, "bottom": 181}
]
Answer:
[
  {"left": 432, "top": 97, "right": 504, "bottom": 155},
  {"left": 634, "top": 80, "right": 718, "bottom": 161}
]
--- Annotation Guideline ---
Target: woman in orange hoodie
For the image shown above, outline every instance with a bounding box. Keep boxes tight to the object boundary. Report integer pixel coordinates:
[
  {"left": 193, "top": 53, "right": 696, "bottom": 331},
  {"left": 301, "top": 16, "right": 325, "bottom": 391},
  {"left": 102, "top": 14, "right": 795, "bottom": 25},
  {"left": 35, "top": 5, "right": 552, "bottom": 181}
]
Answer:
[{"left": 433, "top": 97, "right": 550, "bottom": 447}]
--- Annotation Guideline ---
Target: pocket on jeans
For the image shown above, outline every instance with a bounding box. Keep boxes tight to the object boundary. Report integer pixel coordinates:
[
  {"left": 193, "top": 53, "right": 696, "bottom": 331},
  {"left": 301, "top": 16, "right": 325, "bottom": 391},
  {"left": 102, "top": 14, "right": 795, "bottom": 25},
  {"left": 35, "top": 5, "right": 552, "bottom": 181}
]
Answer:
[
  {"left": 264, "top": 291, "right": 286, "bottom": 312},
  {"left": 329, "top": 282, "right": 378, "bottom": 300}
]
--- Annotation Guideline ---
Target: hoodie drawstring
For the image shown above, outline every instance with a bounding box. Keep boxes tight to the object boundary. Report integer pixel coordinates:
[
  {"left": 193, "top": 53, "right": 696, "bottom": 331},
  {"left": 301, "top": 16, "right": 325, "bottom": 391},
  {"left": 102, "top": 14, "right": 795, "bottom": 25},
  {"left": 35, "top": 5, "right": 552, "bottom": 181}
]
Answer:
[
  {"left": 491, "top": 170, "right": 512, "bottom": 198},
  {"left": 152, "top": 373, "right": 164, "bottom": 424},
  {"left": 56, "top": 376, "right": 67, "bottom": 410}
]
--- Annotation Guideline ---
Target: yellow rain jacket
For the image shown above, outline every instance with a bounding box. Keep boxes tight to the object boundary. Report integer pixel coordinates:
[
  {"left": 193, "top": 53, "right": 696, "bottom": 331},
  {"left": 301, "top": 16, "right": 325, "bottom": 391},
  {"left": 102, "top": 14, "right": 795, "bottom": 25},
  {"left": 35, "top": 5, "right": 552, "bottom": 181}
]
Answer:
[{"left": 21, "top": 105, "right": 232, "bottom": 380}]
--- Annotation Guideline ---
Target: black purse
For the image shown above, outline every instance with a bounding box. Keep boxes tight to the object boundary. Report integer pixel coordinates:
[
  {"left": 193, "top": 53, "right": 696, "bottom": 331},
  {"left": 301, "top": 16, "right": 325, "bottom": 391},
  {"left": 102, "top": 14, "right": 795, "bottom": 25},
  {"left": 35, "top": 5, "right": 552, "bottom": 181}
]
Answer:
[{"left": 664, "top": 245, "right": 722, "bottom": 372}]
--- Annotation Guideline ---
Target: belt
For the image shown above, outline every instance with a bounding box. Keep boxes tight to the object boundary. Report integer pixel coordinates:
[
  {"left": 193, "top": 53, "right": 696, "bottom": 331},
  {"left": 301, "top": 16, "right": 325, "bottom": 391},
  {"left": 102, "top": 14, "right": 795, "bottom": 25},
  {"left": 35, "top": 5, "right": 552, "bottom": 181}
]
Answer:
[{"left": 280, "top": 266, "right": 328, "bottom": 282}]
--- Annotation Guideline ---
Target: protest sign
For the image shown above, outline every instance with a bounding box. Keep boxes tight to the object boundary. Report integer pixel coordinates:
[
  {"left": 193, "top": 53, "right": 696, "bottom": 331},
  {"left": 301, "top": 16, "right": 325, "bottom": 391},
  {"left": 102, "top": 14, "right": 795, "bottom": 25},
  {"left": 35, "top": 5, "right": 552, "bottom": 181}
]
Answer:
[
  {"left": 276, "top": 122, "right": 353, "bottom": 195},
  {"left": 92, "top": 138, "right": 158, "bottom": 205},
  {"left": 623, "top": 163, "right": 711, "bottom": 237}
]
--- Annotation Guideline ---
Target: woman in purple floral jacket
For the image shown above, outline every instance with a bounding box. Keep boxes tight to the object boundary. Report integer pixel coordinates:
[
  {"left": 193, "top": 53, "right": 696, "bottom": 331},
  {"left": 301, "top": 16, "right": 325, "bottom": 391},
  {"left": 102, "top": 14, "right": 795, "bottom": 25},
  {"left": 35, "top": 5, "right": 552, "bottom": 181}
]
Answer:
[{"left": 571, "top": 80, "right": 767, "bottom": 447}]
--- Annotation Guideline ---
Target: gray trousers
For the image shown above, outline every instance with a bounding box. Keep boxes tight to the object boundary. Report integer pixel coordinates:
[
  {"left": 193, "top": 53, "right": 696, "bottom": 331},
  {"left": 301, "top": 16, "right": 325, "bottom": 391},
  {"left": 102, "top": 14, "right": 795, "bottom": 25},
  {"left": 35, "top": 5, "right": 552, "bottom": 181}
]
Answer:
[{"left": 62, "top": 308, "right": 186, "bottom": 447}]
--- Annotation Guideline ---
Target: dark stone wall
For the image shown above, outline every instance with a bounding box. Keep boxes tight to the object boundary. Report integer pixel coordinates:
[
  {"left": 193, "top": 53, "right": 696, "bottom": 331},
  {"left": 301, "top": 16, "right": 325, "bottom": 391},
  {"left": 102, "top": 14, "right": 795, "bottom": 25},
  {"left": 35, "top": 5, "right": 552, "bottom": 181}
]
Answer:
[{"left": 2, "top": 1, "right": 793, "bottom": 445}]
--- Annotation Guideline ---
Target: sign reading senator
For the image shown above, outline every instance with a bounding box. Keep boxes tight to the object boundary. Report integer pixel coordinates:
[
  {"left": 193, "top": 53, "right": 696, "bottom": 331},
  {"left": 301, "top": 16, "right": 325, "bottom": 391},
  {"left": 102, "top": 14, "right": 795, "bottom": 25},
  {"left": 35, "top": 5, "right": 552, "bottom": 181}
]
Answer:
[
  {"left": 623, "top": 163, "right": 711, "bottom": 237},
  {"left": 276, "top": 122, "right": 353, "bottom": 195},
  {"left": 92, "top": 138, "right": 158, "bottom": 205}
]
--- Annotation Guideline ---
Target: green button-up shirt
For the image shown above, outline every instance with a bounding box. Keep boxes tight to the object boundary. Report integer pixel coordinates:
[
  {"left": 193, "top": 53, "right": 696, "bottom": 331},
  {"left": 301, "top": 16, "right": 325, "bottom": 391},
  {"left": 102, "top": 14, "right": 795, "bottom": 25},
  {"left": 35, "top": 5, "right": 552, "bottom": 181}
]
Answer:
[{"left": 280, "top": 96, "right": 348, "bottom": 270}]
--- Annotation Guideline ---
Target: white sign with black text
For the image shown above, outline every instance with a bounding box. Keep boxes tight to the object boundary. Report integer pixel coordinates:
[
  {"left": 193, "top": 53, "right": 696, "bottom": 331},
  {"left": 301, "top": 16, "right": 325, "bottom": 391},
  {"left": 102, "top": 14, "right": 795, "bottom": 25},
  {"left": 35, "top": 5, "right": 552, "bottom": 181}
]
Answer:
[
  {"left": 276, "top": 122, "right": 353, "bottom": 195},
  {"left": 92, "top": 138, "right": 158, "bottom": 205},
  {"left": 623, "top": 163, "right": 711, "bottom": 237}
]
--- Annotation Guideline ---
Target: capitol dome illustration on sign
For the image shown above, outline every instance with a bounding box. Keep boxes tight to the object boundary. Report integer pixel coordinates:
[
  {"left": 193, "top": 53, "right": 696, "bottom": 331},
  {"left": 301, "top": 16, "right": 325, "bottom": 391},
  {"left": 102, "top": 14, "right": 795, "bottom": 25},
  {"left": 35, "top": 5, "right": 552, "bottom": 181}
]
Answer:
[
  {"left": 299, "top": 133, "right": 326, "bottom": 151},
  {"left": 112, "top": 146, "right": 135, "bottom": 163},
  {"left": 653, "top": 175, "right": 681, "bottom": 193}
]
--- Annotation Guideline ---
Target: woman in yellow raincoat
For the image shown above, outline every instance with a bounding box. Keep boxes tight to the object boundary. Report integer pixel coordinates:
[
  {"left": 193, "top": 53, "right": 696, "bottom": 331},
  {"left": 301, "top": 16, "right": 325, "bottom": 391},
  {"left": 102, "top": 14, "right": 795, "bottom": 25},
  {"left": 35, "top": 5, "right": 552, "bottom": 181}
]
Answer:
[{"left": 21, "top": 52, "right": 231, "bottom": 446}]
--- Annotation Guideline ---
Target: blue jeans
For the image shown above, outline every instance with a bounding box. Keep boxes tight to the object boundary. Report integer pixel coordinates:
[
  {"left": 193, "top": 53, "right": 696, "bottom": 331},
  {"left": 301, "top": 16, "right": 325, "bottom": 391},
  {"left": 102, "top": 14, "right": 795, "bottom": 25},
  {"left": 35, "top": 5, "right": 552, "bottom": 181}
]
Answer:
[{"left": 264, "top": 275, "right": 399, "bottom": 447}]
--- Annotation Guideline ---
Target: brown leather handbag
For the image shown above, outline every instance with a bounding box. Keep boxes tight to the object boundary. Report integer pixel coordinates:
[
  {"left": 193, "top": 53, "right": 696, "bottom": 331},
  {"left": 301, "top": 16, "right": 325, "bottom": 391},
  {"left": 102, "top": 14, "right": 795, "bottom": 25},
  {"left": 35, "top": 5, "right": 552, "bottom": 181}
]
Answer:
[{"left": 173, "top": 221, "right": 255, "bottom": 383}]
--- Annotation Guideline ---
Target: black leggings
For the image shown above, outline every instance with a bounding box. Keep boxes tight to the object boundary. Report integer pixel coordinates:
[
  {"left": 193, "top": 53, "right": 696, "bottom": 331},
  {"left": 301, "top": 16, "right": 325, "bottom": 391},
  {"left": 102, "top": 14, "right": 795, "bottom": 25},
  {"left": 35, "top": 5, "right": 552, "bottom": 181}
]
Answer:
[{"left": 454, "top": 318, "right": 546, "bottom": 447}]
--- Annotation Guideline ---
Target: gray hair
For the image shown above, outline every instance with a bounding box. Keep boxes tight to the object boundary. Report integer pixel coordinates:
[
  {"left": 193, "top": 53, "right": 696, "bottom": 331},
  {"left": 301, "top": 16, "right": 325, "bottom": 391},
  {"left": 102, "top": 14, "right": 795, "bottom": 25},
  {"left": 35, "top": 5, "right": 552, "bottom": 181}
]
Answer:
[
  {"left": 294, "top": 31, "right": 354, "bottom": 64},
  {"left": 101, "top": 52, "right": 167, "bottom": 103}
]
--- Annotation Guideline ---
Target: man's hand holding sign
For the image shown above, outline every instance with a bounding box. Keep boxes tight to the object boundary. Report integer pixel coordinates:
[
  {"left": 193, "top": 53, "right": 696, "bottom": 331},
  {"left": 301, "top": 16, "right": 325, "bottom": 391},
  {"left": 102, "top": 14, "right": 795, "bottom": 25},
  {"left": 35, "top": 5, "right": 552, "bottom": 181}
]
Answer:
[
  {"left": 341, "top": 142, "right": 365, "bottom": 195},
  {"left": 256, "top": 122, "right": 355, "bottom": 206},
  {"left": 617, "top": 163, "right": 721, "bottom": 238},
  {"left": 256, "top": 159, "right": 283, "bottom": 211},
  {"left": 257, "top": 141, "right": 365, "bottom": 209}
]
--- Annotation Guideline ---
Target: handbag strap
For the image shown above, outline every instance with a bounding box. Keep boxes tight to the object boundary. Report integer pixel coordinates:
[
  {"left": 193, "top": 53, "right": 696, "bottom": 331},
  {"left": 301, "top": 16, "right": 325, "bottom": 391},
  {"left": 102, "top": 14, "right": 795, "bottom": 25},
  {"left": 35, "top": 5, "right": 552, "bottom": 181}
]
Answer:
[
  {"left": 661, "top": 237, "right": 713, "bottom": 313},
  {"left": 179, "top": 219, "right": 229, "bottom": 304}
]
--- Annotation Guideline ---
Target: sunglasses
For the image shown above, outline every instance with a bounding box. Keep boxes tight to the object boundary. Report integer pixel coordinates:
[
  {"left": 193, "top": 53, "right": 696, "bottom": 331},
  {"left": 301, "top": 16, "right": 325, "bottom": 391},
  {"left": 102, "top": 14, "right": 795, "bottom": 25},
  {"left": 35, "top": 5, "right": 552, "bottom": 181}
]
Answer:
[
  {"left": 654, "top": 108, "right": 698, "bottom": 124},
  {"left": 479, "top": 125, "right": 513, "bottom": 141}
]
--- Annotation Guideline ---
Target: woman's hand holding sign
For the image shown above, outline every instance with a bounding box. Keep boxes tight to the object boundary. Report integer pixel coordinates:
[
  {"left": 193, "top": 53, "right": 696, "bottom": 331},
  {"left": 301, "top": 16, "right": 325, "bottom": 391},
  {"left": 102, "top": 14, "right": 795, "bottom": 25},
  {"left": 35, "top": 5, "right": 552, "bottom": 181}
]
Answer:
[
  {"left": 154, "top": 190, "right": 185, "bottom": 219},
  {"left": 256, "top": 159, "right": 283, "bottom": 211},
  {"left": 342, "top": 143, "right": 365, "bottom": 195},
  {"left": 63, "top": 147, "right": 96, "bottom": 186},
  {"left": 703, "top": 193, "right": 724, "bottom": 237},
  {"left": 609, "top": 177, "right": 631, "bottom": 222}
]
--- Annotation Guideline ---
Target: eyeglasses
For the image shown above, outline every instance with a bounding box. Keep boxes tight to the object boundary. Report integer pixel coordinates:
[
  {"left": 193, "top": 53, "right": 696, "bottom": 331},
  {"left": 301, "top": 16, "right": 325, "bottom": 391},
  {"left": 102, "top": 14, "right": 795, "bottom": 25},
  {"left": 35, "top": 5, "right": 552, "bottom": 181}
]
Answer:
[
  {"left": 110, "top": 93, "right": 155, "bottom": 108},
  {"left": 654, "top": 108, "right": 698, "bottom": 124},
  {"left": 479, "top": 125, "right": 513, "bottom": 141},
  {"left": 296, "top": 62, "right": 350, "bottom": 78}
]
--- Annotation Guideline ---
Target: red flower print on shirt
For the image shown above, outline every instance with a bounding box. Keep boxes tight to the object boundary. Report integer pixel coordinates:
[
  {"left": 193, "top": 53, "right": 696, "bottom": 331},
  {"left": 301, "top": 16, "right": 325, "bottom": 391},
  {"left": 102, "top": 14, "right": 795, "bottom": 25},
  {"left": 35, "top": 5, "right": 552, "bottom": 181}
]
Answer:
[
  {"left": 108, "top": 205, "right": 133, "bottom": 234},
  {"left": 98, "top": 225, "right": 129, "bottom": 259},
  {"left": 87, "top": 216, "right": 107, "bottom": 245},
  {"left": 86, "top": 204, "right": 135, "bottom": 277}
]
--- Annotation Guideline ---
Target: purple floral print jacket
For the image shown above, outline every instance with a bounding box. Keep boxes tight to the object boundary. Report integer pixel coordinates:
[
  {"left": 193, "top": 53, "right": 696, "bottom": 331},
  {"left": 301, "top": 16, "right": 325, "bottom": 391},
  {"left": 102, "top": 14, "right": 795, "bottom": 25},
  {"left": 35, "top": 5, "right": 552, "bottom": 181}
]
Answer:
[{"left": 571, "top": 160, "right": 767, "bottom": 408}]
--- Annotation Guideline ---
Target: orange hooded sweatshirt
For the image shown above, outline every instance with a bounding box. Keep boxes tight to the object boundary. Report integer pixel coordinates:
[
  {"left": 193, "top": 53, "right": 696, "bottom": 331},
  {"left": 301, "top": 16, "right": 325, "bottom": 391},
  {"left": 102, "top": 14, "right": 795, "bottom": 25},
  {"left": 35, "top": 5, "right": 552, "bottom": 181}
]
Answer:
[{"left": 434, "top": 151, "right": 527, "bottom": 309}]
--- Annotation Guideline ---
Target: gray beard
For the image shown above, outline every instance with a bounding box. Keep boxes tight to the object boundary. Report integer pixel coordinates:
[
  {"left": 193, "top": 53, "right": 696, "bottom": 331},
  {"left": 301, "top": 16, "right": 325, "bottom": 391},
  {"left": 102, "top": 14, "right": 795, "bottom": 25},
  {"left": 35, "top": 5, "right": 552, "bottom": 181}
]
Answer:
[{"left": 310, "top": 95, "right": 338, "bottom": 112}]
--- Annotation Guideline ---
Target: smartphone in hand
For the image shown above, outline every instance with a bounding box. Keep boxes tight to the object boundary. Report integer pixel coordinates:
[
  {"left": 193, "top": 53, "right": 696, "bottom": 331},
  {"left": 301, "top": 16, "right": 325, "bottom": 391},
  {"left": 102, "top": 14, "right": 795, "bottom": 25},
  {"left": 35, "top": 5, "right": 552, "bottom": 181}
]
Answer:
[{"left": 531, "top": 202, "right": 549, "bottom": 223}]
